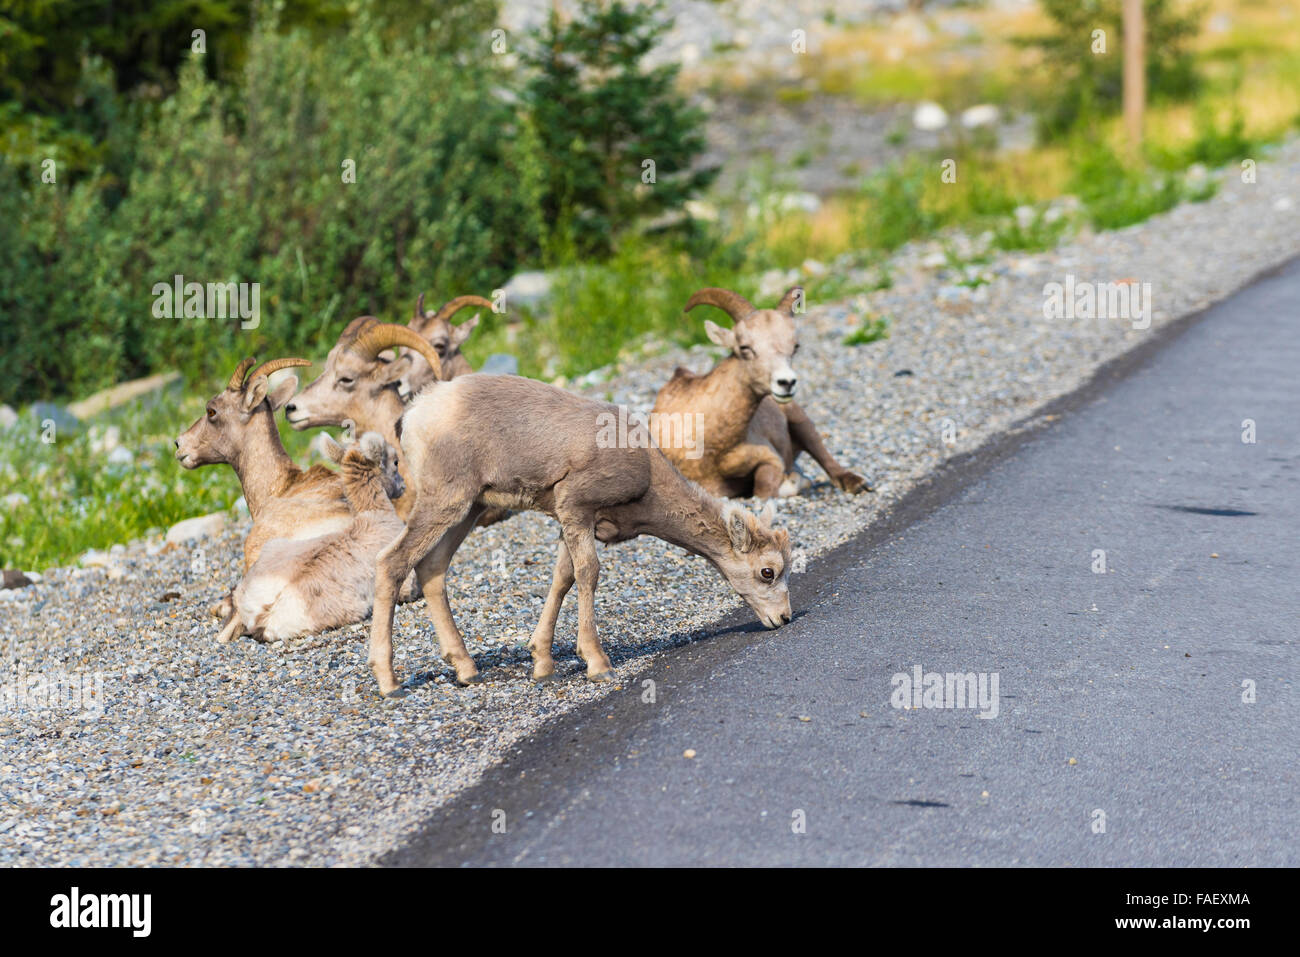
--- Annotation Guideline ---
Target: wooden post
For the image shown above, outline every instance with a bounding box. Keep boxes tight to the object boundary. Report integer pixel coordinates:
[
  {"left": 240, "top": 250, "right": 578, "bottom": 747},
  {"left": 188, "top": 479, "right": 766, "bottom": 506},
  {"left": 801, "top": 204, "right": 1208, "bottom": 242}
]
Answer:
[{"left": 1122, "top": 0, "right": 1145, "bottom": 155}]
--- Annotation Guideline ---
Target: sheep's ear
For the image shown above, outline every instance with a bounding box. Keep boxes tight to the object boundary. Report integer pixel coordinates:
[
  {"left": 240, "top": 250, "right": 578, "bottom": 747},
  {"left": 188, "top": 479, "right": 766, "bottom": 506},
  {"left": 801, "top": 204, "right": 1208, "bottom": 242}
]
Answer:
[
  {"left": 704, "top": 319, "right": 736, "bottom": 351},
  {"left": 359, "top": 432, "right": 386, "bottom": 462},
  {"left": 268, "top": 375, "right": 299, "bottom": 411},
  {"left": 450, "top": 314, "right": 479, "bottom": 348},
  {"left": 378, "top": 353, "right": 412, "bottom": 385},
  {"left": 241, "top": 376, "right": 269, "bottom": 413},
  {"left": 722, "top": 503, "right": 753, "bottom": 553},
  {"left": 321, "top": 434, "right": 345, "bottom": 463},
  {"left": 758, "top": 500, "right": 777, "bottom": 528}
]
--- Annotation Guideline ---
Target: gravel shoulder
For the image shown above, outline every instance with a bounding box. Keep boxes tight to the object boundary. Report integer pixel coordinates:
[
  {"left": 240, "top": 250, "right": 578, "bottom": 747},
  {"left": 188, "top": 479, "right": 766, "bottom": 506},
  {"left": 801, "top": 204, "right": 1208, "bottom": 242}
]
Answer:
[{"left": 2, "top": 139, "right": 1298, "bottom": 866}]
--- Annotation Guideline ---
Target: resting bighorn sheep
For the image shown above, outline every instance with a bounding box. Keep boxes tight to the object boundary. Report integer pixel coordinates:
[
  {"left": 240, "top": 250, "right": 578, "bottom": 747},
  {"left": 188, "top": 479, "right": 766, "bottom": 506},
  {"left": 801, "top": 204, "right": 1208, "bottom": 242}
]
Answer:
[
  {"left": 285, "top": 309, "right": 507, "bottom": 526},
  {"left": 218, "top": 432, "right": 406, "bottom": 643},
  {"left": 651, "top": 287, "right": 870, "bottom": 499},
  {"left": 175, "top": 357, "right": 355, "bottom": 570},
  {"left": 366, "top": 373, "right": 792, "bottom": 696},
  {"left": 400, "top": 292, "right": 492, "bottom": 396}
]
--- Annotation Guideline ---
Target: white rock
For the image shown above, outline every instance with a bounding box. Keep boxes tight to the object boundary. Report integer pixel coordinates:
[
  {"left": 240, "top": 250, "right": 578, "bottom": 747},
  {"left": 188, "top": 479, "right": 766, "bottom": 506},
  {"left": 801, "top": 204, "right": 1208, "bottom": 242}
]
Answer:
[
  {"left": 913, "top": 102, "right": 949, "bottom": 132},
  {"left": 165, "top": 512, "right": 226, "bottom": 545},
  {"left": 801, "top": 259, "right": 829, "bottom": 278},
  {"left": 0, "top": 405, "right": 17, "bottom": 430},
  {"left": 81, "top": 549, "right": 112, "bottom": 568},
  {"left": 960, "top": 104, "right": 1000, "bottom": 129},
  {"left": 778, "top": 192, "right": 821, "bottom": 215},
  {"left": 758, "top": 268, "right": 801, "bottom": 301},
  {"left": 501, "top": 271, "right": 553, "bottom": 310},
  {"left": 233, "top": 496, "right": 250, "bottom": 520},
  {"left": 684, "top": 199, "right": 719, "bottom": 222},
  {"left": 1272, "top": 196, "right": 1293, "bottom": 212}
]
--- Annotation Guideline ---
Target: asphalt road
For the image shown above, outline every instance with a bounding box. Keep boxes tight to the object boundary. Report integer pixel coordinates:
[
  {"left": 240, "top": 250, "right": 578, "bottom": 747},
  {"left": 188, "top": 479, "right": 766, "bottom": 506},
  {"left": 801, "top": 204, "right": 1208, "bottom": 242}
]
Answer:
[{"left": 386, "top": 258, "right": 1299, "bottom": 867}]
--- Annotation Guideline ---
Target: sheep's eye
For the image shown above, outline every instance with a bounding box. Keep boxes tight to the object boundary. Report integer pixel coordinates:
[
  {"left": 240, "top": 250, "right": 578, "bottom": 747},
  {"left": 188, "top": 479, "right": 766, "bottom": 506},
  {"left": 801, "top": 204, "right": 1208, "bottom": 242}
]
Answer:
[
  {"left": 434, "top": 344, "right": 447, "bottom": 356},
  {"left": 793, "top": 343, "right": 800, "bottom": 354},
  {"left": 205, "top": 408, "right": 216, "bottom": 420},
  {"left": 760, "top": 567, "right": 774, "bottom": 582},
  {"left": 738, "top": 345, "right": 755, "bottom": 359},
  {"left": 338, "top": 376, "right": 354, "bottom": 387}
]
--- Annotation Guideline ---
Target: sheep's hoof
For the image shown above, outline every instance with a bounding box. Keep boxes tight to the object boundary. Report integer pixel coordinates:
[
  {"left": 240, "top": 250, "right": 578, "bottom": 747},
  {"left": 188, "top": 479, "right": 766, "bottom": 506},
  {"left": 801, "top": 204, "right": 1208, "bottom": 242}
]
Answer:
[
  {"left": 383, "top": 686, "right": 409, "bottom": 699},
  {"left": 455, "top": 672, "right": 483, "bottom": 687},
  {"left": 532, "top": 673, "right": 555, "bottom": 686},
  {"left": 836, "top": 471, "right": 872, "bottom": 494},
  {"left": 586, "top": 670, "right": 616, "bottom": 683}
]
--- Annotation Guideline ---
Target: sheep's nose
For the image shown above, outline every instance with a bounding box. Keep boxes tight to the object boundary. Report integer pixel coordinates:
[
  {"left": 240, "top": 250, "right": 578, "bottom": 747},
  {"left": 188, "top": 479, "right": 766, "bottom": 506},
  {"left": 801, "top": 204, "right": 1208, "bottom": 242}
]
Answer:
[
  {"left": 285, "top": 402, "right": 297, "bottom": 414},
  {"left": 781, "top": 612, "right": 791, "bottom": 625},
  {"left": 776, "top": 376, "right": 797, "bottom": 392},
  {"left": 173, "top": 439, "right": 179, "bottom": 449}
]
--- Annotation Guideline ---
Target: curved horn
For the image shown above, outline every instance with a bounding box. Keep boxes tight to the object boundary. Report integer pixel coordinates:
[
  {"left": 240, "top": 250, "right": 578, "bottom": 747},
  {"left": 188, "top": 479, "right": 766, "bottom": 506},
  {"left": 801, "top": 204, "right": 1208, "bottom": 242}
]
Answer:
[
  {"left": 349, "top": 321, "right": 443, "bottom": 381},
  {"left": 227, "top": 357, "right": 257, "bottom": 391},
  {"left": 246, "top": 357, "right": 311, "bottom": 384},
  {"left": 432, "top": 294, "right": 494, "bottom": 324},
  {"left": 683, "top": 287, "right": 756, "bottom": 324},
  {"left": 776, "top": 286, "right": 804, "bottom": 316},
  {"left": 414, "top": 292, "right": 426, "bottom": 321}
]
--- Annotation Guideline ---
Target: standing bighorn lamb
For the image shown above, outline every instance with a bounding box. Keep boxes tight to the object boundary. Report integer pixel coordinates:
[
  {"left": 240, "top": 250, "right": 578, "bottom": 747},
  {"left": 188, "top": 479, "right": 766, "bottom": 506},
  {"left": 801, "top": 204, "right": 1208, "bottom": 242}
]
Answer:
[
  {"left": 218, "top": 432, "right": 406, "bottom": 643},
  {"left": 367, "top": 367, "right": 792, "bottom": 696},
  {"left": 651, "top": 287, "right": 870, "bottom": 498}
]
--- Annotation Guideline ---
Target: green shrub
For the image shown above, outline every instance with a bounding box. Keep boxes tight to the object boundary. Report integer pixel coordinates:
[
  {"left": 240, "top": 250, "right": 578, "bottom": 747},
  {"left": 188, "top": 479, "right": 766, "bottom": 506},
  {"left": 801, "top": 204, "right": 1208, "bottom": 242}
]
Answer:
[
  {"left": 1025, "top": 0, "right": 1204, "bottom": 140},
  {"left": 0, "top": 10, "right": 546, "bottom": 405},
  {"left": 521, "top": 0, "right": 715, "bottom": 257}
]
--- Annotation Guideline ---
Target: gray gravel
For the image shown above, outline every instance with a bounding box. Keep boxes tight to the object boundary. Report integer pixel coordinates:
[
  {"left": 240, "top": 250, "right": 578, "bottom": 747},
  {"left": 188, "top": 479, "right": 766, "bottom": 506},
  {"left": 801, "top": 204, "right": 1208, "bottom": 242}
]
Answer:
[{"left": 2, "top": 139, "right": 1298, "bottom": 866}]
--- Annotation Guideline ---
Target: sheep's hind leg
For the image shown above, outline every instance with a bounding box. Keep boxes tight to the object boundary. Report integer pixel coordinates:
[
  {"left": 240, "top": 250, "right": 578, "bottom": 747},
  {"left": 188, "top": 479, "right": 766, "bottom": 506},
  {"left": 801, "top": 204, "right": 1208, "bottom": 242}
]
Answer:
[
  {"left": 413, "top": 506, "right": 485, "bottom": 686},
  {"left": 560, "top": 520, "right": 613, "bottom": 681},
  {"left": 528, "top": 539, "right": 574, "bottom": 682}
]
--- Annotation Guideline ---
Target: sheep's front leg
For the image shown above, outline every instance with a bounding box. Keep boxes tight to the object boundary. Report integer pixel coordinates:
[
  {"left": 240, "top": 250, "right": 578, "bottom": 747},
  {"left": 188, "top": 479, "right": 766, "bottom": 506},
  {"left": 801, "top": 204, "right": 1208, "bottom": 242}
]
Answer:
[
  {"left": 782, "top": 401, "right": 871, "bottom": 493},
  {"left": 413, "top": 506, "right": 484, "bottom": 686},
  {"left": 370, "top": 505, "right": 469, "bottom": 695},
  {"left": 527, "top": 539, "right": 574, "bottom": 682},
  {"left": 719, "top": 442, "right": 786, "bottom": 499},
  {"left": 560, "top": 522, "right": 613, "bottom": 681}
]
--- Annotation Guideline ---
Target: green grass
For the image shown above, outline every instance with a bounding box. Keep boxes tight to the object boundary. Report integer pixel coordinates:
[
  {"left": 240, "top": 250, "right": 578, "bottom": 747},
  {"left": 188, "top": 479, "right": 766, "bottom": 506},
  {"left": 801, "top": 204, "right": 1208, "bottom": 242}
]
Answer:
[{"left": 843, "top": 314, "right": 891, "bottom": 347}]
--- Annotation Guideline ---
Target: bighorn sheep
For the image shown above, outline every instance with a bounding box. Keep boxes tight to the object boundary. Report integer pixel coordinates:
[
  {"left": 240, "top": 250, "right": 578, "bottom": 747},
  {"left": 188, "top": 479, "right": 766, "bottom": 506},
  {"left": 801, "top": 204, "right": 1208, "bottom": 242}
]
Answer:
[
  {"left": 218, "top": 433, "right": 407, "bottom": 643},
  {"left": 651, "top": 287, "right": 870, "bottom": 498},
  {"left": 285, "top": 310, "right": 507, "bottom": 525},
  {"left": 175, "top": 357, "right": 355, "bottom": 570},
  {"left": 400, "top": 292, "right": 492, "bottom": 396},
  {"left": 366, "top": 373, "right": 792, "bottom": 695}
]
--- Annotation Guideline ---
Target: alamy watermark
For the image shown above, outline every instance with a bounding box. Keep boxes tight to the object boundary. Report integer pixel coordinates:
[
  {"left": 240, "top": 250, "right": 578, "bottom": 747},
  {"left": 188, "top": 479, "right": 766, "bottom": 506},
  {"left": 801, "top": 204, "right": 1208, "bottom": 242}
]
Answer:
[
  {"left": 152, "top": 274, "right": 260, "bottom": 329},
  {"left": 1043, "top": 274, "right": 1151, "bottom": 330},
  {"left": 596, "top": 406, "right": 705, "bottom": 459},
  {"left": 890, "top": 664, "right": 999, "bottom": 719},
  {"left": 0, "top": 664, "right": 104, "bottom": 718}
]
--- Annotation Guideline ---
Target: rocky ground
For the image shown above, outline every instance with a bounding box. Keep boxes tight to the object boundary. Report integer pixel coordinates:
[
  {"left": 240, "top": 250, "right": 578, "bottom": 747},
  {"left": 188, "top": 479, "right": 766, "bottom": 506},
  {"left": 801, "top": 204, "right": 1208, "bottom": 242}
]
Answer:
[{"left": 2, "top": 137, "right": 1297, "bottom": 866}]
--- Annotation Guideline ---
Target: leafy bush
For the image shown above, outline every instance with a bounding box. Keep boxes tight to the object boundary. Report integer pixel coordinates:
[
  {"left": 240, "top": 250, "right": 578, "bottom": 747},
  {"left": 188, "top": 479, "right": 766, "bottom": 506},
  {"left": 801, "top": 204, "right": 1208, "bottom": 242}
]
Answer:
[{"left": 0, "top": 8, "right": 547, "bottom": 405}]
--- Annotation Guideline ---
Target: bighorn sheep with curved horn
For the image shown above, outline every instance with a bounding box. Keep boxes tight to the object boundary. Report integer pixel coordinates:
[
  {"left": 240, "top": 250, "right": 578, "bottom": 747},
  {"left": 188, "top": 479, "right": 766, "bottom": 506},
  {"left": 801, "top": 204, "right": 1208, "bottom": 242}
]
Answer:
[
  {"left": 285, "top": 308, "right": 506, "bottom": 525},
  {"left": 365, "top": 374, "right": 793, "bottom": 696},
  {"left": 284, "top": 316, "right": 445, "bottom": 521},
  {"left": 650, "top": 286, "right": 870, "bottom": 499},
  {"left": 400, "top": 292, "right": 493, "bottom": 395}
]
